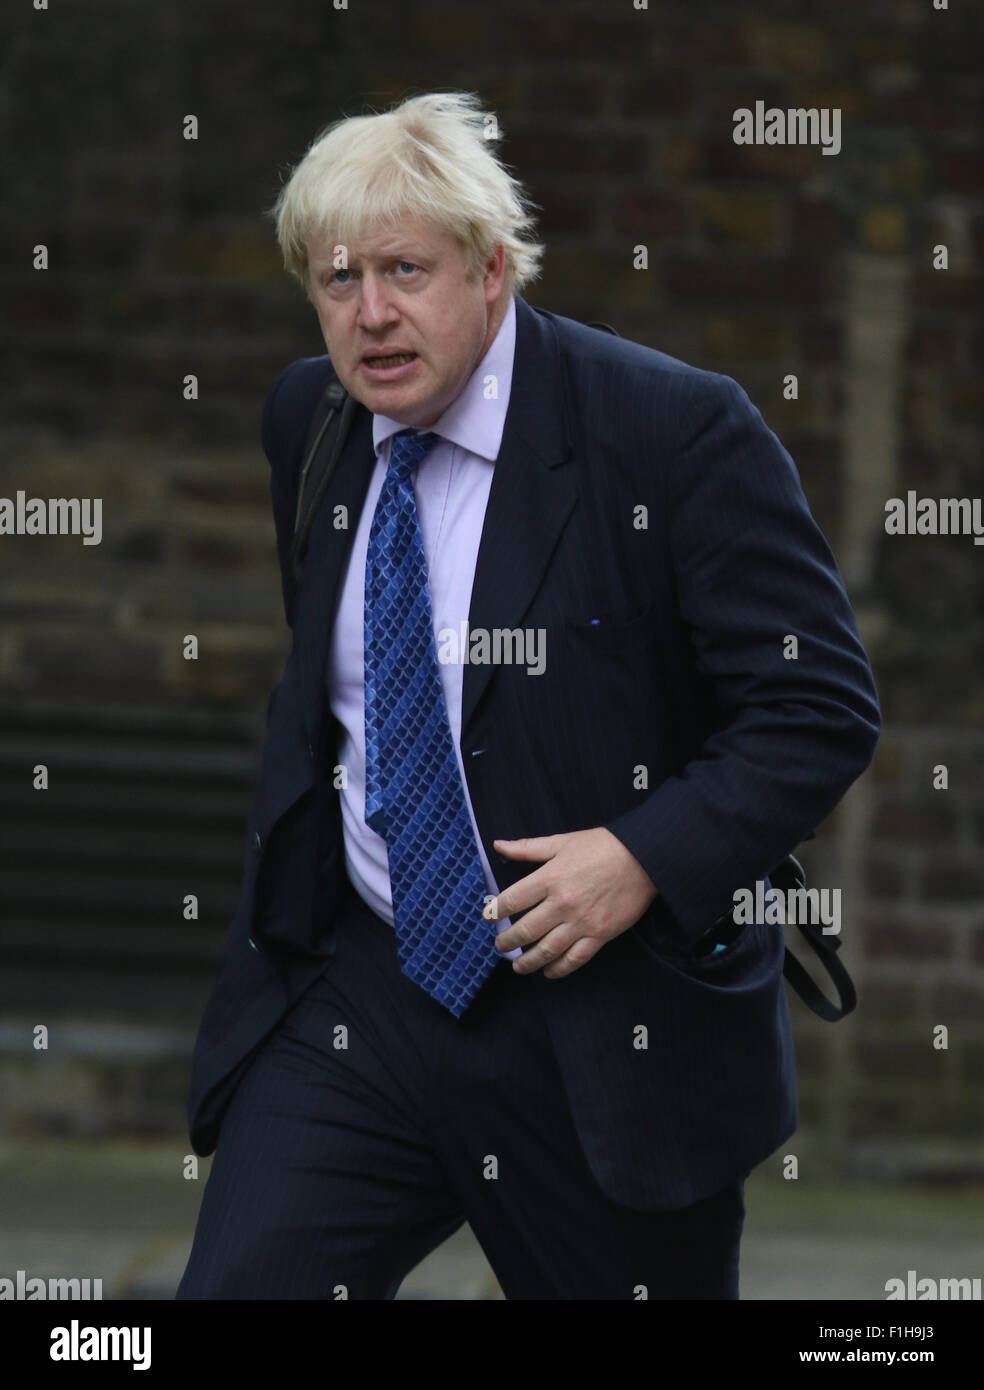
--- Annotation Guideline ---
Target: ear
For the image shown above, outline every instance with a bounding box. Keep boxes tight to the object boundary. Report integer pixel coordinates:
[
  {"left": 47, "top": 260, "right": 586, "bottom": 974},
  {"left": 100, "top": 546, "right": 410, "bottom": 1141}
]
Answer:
[{"left": 482, "top": 243, "right": 507, "bottom": 302}]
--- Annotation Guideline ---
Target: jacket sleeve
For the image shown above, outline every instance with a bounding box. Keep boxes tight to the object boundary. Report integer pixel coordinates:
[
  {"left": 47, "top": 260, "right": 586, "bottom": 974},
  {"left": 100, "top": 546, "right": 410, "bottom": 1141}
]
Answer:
[{"left": 603, "top": 369, "right": 881, "bottom": 945}]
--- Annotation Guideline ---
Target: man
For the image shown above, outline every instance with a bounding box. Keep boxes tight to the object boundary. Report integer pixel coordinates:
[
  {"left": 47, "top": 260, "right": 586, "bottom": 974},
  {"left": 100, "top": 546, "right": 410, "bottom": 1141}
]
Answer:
[{"left": 177, "top": 90, "right": 880, "bottom": 1300}]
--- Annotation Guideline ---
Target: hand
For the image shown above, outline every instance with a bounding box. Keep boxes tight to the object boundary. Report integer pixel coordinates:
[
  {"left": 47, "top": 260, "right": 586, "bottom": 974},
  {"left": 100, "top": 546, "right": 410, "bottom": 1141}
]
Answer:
[{"left": 483, "top": 828, "right": 659, "bottom": 978}]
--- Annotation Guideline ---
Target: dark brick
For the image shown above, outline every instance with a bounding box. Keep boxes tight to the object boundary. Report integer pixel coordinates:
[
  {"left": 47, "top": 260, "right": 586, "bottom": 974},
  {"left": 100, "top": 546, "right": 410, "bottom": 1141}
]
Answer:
[
  {"left": 504, "top": 125, "right": 641, "bottom": 178},
  {"left": 48, "top": 224, "right": 145, "bottom": 275},
  {"left": 702, "top": 313, "right": 789, "bottom": 364},
  {"left": 856, "top": 978, "right": 919, "bottom": 1020},
  {"left": 876, "top": 87, "right": 979, "bottom": 137},
  {"left": 622, "top": 73, "right": 693, "bottom": 120},
  {"left": 522, "top": 76, "right": 608, "bottom": 119},
  {"left": 662, "top": 133, "right": 704, "bottom": 183},
  {"left": 27, "top": 632, "right": 164, "bottom": 698},
  {"left": 786, "top": 1030, "right": 828, "bottom": 1077},
  {"left": 171, "top": 476, "right": 270, "bottom": 509},
  {"left": 870, "top": 797, "right": 960, "bottom": 844},
  {"left": 790, "top": 196, "right": 849, "bottom": 250},
  {"left": 741, "top": 20, "right": 829, "bottom": 74},
  {"left": 697, "top": 190, "right": 785, "bottom": 248},
  {"left": 137, "top": 575, "right": 281, "bottom": 626},
  {"left": 919, "top": 31, "right": 984, "bottom": 78},
  {"left": 794, "top": 316, "right": 843, "bottom": 367},
  {"left": 856, "top": 1036, "right": 945, "bottom": 1083},
  {"left": 846, "top": 27, "right": 913, "bottom": 66},
  {"left": 154, "top": 227, "right": 283, "bottom": 283},
  {"left": 869, "top": 737, "right": 903, "bottom": 786},
  {"left": 847, "top": 1088, "right": 909, "bottom": 1139},
  {"left": 911, "top": 271, "right": 982, "bottom": 311},
  {"left": 181, "top": 535, "right": 252, "bottom": 570},
  {"left": 922, "top": 855, "right": 984, "bottom": 904},
  {"left": 865, "top": 918, "right": 954, "bottom": 962},
  {"left": 704, "top": 139, "right": 816, "bottom": 183},
  {"left": 905, "top": 324, "right": 958, "bottom": 368},
  {"left": 174, "top": 644, "right": 287, "bottom": 703},
  {"left": 791, "top": 1079, "right": 825, "bottom": 1128},
  {"left": 686, "top": 18, "right": 756, "bottom": 66},
  {"left": 536, "top": 189, "right": 601, "bottom": 240},
  {"left": 959, "top": 1041, "right": 984, "bottom": 1085},
  {"left": 947, "top": 374, "right": 984, "bottom": 424},
  {"left": 665, "top": 256, "right": 836, "bottom": 304},
  {"left": 863, "top": 853, "right": 905, "bottom": 899},
  {"left": 107, "top": 527, "right": 167, "bottom": 565},
  {"left": 907, "top": 1086, "right": 984, "bottom": 1139},
  {"left": 611, "top": 192, "right": 687, "bottom": 239},
  {"left": 933, "top": 980, "right": 984, "bottom": 1023},
  {"left": 519, "top": 15, "right": 644, "bottom": 63},
  {"left": 850, "top": 1083, "right": 983, "bottom": 1141},
  {"left": 6, "top": 278, "right": 86, "bottom": 332}
]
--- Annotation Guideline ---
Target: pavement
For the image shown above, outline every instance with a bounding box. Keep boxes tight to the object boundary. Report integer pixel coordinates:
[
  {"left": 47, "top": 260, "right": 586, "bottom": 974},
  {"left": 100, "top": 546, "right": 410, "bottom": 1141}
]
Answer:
[{"left": 1, "top": 1137, "right": 982, "bottom": 1300}]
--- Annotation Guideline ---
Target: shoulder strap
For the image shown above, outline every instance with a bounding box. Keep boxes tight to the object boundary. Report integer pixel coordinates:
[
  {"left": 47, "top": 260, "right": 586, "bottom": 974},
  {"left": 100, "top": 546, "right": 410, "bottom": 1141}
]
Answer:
[
  {"left": 771, "top": 854, "right": 857, "bottom": 1022},
  {"left": 289, "top": 378, "right": 357, "bottom": 586}
]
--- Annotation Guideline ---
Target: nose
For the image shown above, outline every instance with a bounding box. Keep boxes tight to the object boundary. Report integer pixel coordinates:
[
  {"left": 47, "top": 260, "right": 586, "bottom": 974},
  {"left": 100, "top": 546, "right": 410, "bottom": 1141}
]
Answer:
[{"left": 356, "top": 272, "right": 398, "bottom": 332}]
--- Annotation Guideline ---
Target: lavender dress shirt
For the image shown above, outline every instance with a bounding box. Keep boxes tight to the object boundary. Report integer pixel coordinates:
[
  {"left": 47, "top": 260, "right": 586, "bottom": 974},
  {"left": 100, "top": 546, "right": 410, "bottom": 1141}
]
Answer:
[{"left": 324, "top": 294, "right": 520, "bottom": 956}]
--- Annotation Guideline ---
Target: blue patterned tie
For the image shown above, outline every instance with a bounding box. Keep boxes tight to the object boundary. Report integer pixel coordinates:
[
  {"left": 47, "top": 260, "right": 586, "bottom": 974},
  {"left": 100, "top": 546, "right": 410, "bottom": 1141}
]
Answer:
[{"left": 364, "top": 428, "right": 501, "bottom": 1018}]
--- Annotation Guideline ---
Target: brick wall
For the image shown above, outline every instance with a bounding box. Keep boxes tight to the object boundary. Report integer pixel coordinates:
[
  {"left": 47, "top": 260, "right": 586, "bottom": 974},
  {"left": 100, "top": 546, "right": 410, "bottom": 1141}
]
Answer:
[{"left": 1, "top": 0, "right": 981, "bottom": 1166}]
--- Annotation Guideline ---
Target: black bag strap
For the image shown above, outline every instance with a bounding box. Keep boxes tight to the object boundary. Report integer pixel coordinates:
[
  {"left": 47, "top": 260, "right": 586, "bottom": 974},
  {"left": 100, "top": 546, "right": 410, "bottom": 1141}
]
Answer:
[
  {"left": 289, "top": 379, "right": 358, "bottom": 586},
  {"left": 771, "top": 854, "right": 857, "bottom": 1022}
]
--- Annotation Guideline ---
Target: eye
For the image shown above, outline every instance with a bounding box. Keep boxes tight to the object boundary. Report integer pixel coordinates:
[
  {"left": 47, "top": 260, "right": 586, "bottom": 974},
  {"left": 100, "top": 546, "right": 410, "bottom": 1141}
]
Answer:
[
  {"left": 396, "top": 261, "right": 418, "bottom": 275},
  {"left": 330, "top": 268, "right": 351, "bottom": 284}
]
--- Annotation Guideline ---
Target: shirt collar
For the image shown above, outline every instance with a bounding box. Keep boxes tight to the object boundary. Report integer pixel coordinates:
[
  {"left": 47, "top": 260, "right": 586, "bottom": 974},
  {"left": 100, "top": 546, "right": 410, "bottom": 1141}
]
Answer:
[{"left": 371, "top": 294, "right": 516, "bottom": 463}]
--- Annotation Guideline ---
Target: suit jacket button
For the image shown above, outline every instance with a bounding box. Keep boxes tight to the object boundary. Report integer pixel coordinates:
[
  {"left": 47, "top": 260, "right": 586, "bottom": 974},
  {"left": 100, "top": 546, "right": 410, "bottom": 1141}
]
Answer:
[
  {"left": 307, "top": 740, "right": 314, "bottom": 758},
  {"left": 248, "top": 937, "right": 258, "bottom": 951},
  {"left": 252, "top": 831, "right": 262, "bottom": 852}
]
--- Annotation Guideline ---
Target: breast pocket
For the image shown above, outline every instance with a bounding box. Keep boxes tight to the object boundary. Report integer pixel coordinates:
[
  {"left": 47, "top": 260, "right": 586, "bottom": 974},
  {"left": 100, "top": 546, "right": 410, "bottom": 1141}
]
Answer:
[{"left": 565, "top": 602, "right": 656, "bottom": 653}]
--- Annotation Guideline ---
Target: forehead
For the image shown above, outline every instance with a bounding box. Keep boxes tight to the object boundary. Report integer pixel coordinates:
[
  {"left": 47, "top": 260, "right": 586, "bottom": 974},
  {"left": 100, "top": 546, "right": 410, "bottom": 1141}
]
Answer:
[{"left": 306, "top": 214, "right": 461, "bottom": 269}]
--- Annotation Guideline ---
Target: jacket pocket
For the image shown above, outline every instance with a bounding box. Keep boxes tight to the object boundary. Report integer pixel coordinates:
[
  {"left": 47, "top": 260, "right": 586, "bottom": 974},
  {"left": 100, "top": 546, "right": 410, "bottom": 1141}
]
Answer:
[{"left": 565, "top": 602, "right": 656, "bottom": 652}]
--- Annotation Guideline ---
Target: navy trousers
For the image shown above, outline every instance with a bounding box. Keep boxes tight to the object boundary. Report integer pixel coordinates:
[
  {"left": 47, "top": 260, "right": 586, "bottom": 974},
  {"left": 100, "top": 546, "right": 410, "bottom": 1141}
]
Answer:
[{"left": 177, "top": 879, "right": 745, "bottom": 1300}]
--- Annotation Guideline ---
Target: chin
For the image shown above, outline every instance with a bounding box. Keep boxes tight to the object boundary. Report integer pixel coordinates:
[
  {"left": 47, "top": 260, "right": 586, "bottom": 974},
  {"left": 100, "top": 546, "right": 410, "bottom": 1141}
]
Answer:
[{"left": 378, "top": 394, "right": 441, "bottom": 427}]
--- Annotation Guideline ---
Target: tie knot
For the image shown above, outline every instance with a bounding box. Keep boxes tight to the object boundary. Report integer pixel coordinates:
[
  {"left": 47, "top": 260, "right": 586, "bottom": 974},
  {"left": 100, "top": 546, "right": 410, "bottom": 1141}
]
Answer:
[{"left": 388, "top": 428, "right": 440, "bottom": 479}]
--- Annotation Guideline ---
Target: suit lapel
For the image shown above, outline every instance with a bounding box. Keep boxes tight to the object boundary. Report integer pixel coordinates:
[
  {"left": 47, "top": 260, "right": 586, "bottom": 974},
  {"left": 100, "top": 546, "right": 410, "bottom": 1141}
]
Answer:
[
  {"left": 293, "top": 294, "right": 579, "bottom": 752},
  {"left": 459, "top": 296, "right": 577, "bottom": 737}
]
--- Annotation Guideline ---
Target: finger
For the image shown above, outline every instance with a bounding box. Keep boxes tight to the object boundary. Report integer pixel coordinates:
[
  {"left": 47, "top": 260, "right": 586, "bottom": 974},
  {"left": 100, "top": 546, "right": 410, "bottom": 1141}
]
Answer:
[
  {"left": 542, "top": 936, "right": 603, "bottom": 979},
  {"left": 493, "top": 899, "right": 560, "bottom": 952},
  {"left": 492, "top": 836, "right": 562, "bottom": 862},
  {"left": 511, "top": 924, "right": 578, "bottom": 975},
  {"left": 483, "top": 868, "right": 551, "bottom": 925}
]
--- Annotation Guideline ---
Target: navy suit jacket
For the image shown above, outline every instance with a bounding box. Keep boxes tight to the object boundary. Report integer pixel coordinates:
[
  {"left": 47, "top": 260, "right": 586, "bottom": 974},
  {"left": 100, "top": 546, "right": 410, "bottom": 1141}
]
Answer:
[{"left": 185, "top": 294, "right": 881, "bottom": 1211}]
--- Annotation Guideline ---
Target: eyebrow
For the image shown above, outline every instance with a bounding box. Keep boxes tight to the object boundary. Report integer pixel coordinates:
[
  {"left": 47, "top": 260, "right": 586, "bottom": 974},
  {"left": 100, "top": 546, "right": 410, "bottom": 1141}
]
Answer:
[{"left": 311, "top": 243, "right": 429, "bottom": 271}]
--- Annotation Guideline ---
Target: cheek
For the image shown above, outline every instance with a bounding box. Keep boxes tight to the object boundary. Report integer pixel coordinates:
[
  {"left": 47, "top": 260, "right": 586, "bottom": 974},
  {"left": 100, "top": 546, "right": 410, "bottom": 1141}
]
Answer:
[{"left": 433, "top": 319, "right": 474, "bottom": 371}]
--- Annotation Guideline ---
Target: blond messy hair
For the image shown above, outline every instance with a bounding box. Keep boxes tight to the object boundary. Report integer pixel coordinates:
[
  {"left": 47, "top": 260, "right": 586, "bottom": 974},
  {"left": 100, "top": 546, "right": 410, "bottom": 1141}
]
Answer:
[{"left": 268, "top": 90, "right": 544, "bottom": 296}]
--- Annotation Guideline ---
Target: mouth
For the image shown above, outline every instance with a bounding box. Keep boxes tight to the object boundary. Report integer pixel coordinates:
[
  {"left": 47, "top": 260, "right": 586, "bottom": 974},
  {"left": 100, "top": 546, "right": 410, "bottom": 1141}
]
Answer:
[
  {"left": 363, "top": 351, "right": 417, "bottom": 368},
  {"left": 360, "top": 350, "right": 420, "bottom": 383}
]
